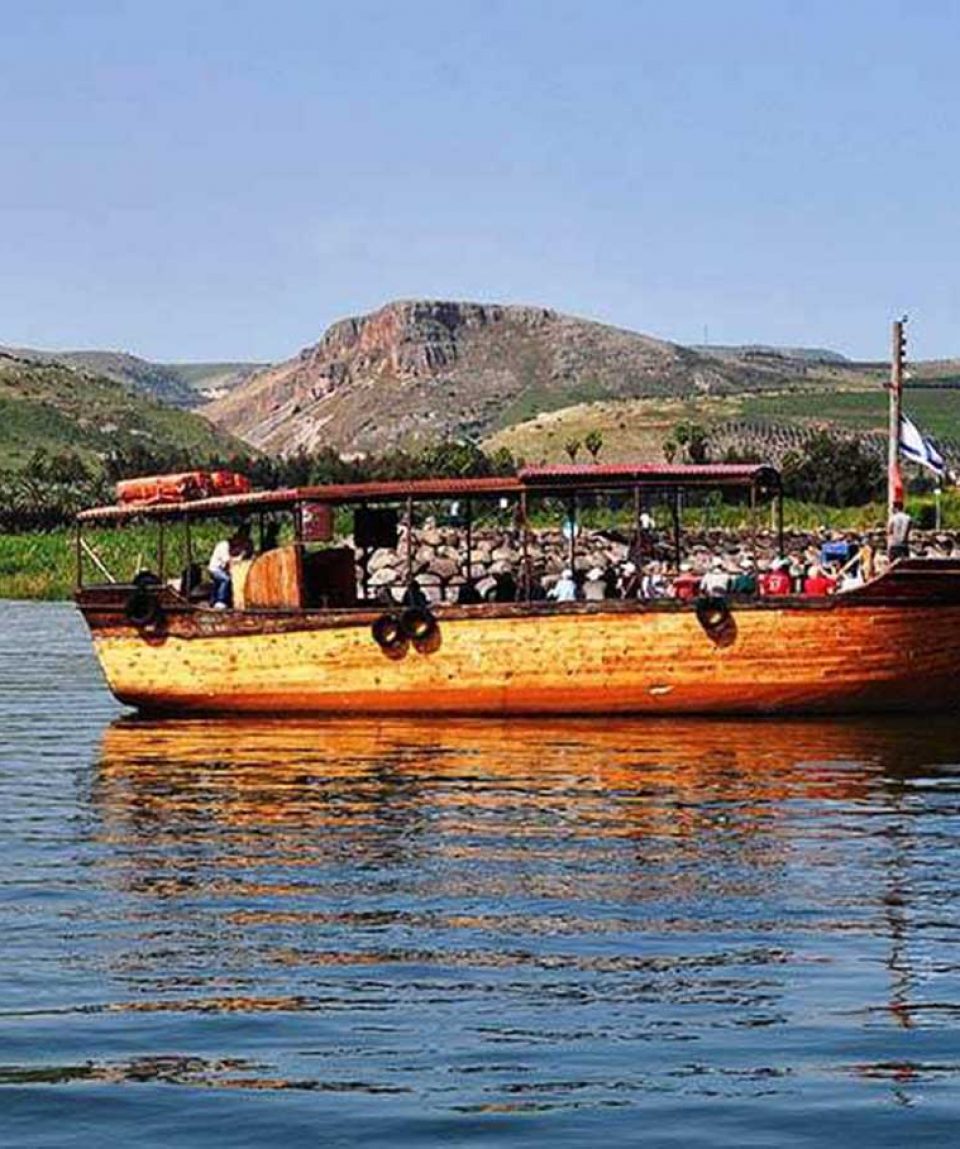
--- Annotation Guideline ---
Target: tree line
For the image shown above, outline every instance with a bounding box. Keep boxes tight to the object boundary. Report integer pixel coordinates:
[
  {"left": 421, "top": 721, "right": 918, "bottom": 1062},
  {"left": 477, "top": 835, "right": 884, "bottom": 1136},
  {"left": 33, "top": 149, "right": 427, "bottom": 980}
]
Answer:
[
  {"left": 0, "top": 441, "right": 520, "bottom": 533},
  {"left": 0, "top": 423, "right": 895, "bottom": 535},
  {"left": 664, "top": 421, "right": 886, "bottom": 505}
]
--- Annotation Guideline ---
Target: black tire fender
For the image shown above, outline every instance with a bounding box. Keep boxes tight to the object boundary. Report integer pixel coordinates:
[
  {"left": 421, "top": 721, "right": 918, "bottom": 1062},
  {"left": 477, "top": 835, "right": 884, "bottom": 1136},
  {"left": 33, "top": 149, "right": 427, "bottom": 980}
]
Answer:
[
  {"left": 125, "top": 588, "right": 161, "bottom": 628},
  {"left": 371, "top": 612, "right": 405, "bottom": 650},
  {"left": 695, "top": 595, "right": 731, "bottom": 634},
  {"left": 400, "top": 606, "right": 438, "bottom": 643}
]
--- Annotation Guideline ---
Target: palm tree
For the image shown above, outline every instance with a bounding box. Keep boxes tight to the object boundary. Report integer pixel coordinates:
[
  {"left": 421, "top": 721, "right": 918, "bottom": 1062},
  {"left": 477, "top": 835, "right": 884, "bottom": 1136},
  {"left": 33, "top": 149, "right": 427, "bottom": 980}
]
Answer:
[{"left": 584, "top": 429, "right": 604, "bottom": 463}]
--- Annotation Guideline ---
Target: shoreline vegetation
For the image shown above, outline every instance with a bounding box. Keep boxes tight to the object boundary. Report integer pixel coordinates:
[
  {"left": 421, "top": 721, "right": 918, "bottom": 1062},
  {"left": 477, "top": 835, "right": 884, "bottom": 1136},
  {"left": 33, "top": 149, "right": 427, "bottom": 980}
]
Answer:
[{"left": 2, "top": 430, "right": 954, "bottom": 601}]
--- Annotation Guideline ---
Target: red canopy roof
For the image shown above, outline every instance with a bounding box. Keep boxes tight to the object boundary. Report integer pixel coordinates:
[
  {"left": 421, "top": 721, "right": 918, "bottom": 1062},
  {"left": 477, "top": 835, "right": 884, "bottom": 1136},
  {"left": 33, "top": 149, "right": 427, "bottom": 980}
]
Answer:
[
  {"left": 519, "top": 462, "right": 779, "bottom": 489},
  {"left": 77, "top": 463, "right": 779, "bottom": 522}
]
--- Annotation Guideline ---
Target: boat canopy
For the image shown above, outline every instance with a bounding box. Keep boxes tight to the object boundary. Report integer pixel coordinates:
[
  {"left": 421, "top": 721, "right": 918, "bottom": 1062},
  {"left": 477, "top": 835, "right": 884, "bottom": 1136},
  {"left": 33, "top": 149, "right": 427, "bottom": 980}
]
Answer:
[{"left": 76, "top": 462, "right": 780, "bottom": 524}]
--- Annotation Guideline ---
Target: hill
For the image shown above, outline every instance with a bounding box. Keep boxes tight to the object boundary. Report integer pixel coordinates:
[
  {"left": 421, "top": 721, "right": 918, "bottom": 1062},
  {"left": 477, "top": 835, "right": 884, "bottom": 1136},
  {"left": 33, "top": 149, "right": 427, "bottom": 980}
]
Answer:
[
  {"left": 201, "top": 300, "right": 890, "bottom": 457},
  {"left": 486, "top": 366, "right": 960, "bottom": 466},
  {"left": 0, "top": 346, "right": 263, "bottom": 408},
  {"left": 0, "top": 350, "right": 246, "bottom": 470}
]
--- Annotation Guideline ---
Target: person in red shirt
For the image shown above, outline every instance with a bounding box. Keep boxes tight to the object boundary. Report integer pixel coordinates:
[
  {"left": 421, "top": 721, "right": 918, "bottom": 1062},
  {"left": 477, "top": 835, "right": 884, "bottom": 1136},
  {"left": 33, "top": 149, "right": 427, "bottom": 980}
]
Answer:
[
  {"left": 759, "top": 559, "right": 792, "bottom": 596},
  {"left": 672, "top": 563, "right": 701, "bottom": 602},
  {"left": 802, "top": 564, "right": 836, "bottom": 597}
]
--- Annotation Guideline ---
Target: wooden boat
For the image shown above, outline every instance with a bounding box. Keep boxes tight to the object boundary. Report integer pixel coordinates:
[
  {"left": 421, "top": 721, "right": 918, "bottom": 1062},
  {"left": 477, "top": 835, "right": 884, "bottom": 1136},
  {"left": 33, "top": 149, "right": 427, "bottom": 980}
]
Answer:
[{"left": 74, "top": 461, "right": 960, "bottom": 716}]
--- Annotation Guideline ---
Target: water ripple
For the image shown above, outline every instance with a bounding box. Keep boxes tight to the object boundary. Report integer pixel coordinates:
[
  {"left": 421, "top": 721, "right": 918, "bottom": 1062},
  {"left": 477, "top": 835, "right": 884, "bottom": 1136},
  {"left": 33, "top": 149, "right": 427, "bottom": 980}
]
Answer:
[{"left": 3, "top": 600, "right": 960, "bottom": 1146}]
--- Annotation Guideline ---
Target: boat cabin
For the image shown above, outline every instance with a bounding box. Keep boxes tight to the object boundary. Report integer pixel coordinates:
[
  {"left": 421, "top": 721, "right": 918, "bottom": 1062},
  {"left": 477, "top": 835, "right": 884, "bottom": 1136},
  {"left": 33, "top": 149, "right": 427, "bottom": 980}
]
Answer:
[{"left": 75, "top": 463, "right": 784, "bottom": 614}]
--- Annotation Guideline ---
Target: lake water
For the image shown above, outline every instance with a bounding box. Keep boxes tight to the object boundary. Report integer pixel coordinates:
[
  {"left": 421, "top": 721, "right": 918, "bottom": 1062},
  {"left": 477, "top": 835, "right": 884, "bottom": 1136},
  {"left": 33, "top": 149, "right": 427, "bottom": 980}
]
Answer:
[{"left": 2, "top": 599, "right": 960, "bottom": 1147}]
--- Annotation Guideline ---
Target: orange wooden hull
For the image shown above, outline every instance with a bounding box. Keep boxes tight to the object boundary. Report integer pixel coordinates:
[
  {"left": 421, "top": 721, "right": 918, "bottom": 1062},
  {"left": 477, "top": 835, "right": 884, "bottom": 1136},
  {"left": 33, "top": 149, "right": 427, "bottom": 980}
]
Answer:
[{"left": 77, "top": 565, "right": 960, "bottom": 716}]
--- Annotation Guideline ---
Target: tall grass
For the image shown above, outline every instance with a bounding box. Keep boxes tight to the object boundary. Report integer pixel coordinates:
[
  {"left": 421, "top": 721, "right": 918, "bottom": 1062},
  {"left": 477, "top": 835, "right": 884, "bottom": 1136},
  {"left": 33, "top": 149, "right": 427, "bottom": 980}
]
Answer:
[{"left": 0, "top": 523, "right": 223, "bottom": 600}]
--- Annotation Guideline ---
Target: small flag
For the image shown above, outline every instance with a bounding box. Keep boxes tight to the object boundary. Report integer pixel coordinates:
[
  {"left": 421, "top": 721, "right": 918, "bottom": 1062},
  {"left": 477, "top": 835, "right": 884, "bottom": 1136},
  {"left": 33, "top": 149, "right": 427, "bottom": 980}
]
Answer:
[{"left": 900, "top": 413, "right": 946, "bottom": 478}]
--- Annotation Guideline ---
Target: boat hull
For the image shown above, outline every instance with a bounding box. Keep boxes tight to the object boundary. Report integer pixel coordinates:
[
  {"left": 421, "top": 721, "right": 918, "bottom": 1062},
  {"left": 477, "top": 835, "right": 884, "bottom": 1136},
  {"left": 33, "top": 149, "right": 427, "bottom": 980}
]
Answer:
[{"left": 77, "top": 569, "right": 960, "bottom": 716}]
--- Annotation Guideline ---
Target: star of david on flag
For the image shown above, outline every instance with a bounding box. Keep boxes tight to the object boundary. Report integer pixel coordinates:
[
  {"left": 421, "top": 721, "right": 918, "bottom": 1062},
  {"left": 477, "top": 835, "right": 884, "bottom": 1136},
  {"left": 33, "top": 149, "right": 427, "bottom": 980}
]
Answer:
[{"left": 900, "top": 413, "right": 946, "bottom": 478}]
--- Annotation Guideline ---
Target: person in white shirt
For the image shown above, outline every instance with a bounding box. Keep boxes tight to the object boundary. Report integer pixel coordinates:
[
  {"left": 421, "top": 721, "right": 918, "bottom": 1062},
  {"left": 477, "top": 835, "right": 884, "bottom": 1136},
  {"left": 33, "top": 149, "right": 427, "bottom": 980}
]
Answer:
[
  {"left": 208, "top": 524, "right": 251, "bottom": 608},
  {"left": 700, "top": 556, "right": 730, "bottom": 597},
  {"left": 887, "top": 501, "right": 912, "bottom": 561},
  {"left": 548, "top": 568, "right": 578, "bottom": 602},
  {"left": 208, "top": 538, "right": 232, "bottom": 608},
  {"left": 640, "top": 561, "right": 668, "bottom": 599},
  {"left": 583, "top": 567, "right": 606, "bottom": 601}
]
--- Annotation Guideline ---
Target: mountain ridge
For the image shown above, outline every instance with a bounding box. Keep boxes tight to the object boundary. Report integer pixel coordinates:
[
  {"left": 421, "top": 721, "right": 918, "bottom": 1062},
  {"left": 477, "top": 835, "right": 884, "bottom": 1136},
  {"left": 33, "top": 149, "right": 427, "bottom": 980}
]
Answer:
[
  {"left": 0, "top": 349, "right": 247, "bottom": 470},
  {"left": 201, "top": 299, "right": 882, "bottom": 457},
  {"left": 0, "top": 345, "right": 263, "bottom": 408}
]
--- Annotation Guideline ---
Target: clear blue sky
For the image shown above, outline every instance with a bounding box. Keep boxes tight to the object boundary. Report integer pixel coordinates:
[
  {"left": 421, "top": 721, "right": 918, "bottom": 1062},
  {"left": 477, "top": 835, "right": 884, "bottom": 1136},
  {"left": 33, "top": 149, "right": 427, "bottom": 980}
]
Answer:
[{"left": 1, "top": 0, "right": 957, "bottom": 362}]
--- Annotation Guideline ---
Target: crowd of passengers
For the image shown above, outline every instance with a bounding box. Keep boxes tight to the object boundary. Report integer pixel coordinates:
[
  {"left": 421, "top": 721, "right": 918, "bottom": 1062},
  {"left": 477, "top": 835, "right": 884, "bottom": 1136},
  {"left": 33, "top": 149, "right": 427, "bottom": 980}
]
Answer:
[
  {"left": 201, "top": 504, "right": 944, "bottom": 609},
  {"left": 446, "top": 539, "right": 883, "bottom": 606}
]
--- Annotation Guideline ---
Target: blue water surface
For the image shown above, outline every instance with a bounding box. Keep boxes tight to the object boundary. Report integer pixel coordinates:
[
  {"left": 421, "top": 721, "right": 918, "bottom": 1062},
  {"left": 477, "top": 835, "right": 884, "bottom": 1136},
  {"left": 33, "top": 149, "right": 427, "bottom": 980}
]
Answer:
[{"left": 2, "top": 599, "right": 960, "bottom": 1147}]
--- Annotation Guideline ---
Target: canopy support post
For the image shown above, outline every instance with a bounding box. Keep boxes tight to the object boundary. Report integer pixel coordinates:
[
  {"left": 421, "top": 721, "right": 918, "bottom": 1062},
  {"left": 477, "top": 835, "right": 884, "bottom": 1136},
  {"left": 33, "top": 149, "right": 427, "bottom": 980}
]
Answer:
[
  {"left": 749, "top": 482, "right": 758, "bottom": 561},
  {"left": 359, "top": 501, "right": 370, "bottom": 601},
  {"left": 633, "top": 483, "right": 641, "bottom": 549},
  {"left": 672, "top": 488, "right": 682, "bottom": 567},
  {"left": 520, "top": 491, "right": 531, "bottom": 601},
  {"left": 74, "top": 522, "right": 83, "bottom": 591},
  {"left": 567, "top": 494, "right": 577, "bottom": 571},
  {"left": 404, "top": 495, "right": 414, "bottom": 592},
  {"left": 776, "top": 486, "right": 785, "bottom": 557},
  {"left": 462, "top": 497, "right": 473, "bottom": 597}
]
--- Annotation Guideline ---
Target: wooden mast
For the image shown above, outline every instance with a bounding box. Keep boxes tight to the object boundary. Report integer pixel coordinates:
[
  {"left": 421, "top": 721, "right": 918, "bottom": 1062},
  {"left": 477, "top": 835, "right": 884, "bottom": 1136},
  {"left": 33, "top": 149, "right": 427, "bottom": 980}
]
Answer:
[{"left": 888, "top": 318, "right": 906, "bottom": 517}]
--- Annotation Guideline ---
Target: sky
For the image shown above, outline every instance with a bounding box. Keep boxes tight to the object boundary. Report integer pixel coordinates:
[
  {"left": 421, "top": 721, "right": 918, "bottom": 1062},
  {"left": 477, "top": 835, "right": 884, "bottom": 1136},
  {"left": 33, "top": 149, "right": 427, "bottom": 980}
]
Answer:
[{"left": 1, "top": 0, "right": 958, "bottom": 362}]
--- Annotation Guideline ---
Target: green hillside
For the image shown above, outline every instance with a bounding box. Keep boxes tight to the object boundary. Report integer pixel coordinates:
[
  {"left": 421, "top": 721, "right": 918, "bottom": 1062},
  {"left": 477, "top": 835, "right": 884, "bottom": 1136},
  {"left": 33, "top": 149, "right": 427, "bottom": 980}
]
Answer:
[
  {"left": 0, "top": 353, "right": 246, "bottom": 469},
  {"left": 485, "top": 380, "right": 960, "bottom": 466},
  {"left": 0, "top": 346, "right": 265, "bottom": 408}
]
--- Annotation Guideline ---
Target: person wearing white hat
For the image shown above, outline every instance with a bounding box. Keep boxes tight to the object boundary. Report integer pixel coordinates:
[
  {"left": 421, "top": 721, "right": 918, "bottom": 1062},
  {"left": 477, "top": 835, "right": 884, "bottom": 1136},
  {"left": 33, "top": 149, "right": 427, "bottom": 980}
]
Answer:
[
  {"left": 700, "top": 555, "right": 730, "bottom": 597},
  {"left": 730, "top": 556, "right": 757, "bottom": 596},
  {"left": 583, "top": 566, "right": 607, "bottom": 601},
  {"left": 673, "top": 562, "right": 701, "bottom": 602},
  {"left": 548, "top": 568, "right": 578, "bottom": 602}
]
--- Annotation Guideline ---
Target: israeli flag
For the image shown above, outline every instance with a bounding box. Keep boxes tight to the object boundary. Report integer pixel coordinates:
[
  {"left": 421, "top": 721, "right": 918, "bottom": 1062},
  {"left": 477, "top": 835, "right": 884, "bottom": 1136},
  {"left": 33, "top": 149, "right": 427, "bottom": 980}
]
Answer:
[{"left": 900, "top": 413, "right": 946, "bottom": 478}]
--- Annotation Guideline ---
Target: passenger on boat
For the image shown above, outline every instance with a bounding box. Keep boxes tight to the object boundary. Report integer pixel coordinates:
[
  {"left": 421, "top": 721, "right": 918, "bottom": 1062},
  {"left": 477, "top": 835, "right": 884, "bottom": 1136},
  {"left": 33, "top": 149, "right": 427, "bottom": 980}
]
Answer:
[
  {"left": 488, "top": 567, "right": 518, "bottom": 603},
  {"left": 729, "top": 557, "right": 757, "bottom": 596},
  {"left": 583, "top": 567, "right": 607, "bottom": 601},
  {"left": 207, "top": 524, "right": 251, "bottom": 608},
  {"left": 617, "top": 561, "right": 640, "bottom": 598},
  {"left": 836, "top": 566, "right": 864, "bottom": 593},
  {"left": 888, "top": 501, "right": 912, "bottom": 561},
  {"left": 673, "top": 563, "right": 701, "bottom": 602},
  {"left": 640, "top": 561, "right": 669, "bottom": 599},
  {"left": 603, "top": 566, "right": 620, "bottom": 599},
  {"left": 802, "top": 564, "right": 836, "bottom": 596},
  {"left": 700, "top": 556, "right": 730, "bottom": 597},
  {"left": 758, "top": 558, "right": 792, "bottom": 596},
  {"left": 518, "top": 567, "right": 548, "bottom": 601},
  {"left": 456, "top": 579, "right": 483, "bottom": 605},
  {"left": 548, "top": 568, "right": 578, "bottom": 602}
]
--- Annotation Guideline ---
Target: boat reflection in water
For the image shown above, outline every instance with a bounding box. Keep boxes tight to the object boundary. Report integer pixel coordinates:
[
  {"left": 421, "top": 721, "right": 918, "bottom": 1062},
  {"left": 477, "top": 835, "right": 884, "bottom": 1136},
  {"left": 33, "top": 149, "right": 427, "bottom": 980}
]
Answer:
[{"left": 88, "top": 715, "right": 960, "bottom": 1113}]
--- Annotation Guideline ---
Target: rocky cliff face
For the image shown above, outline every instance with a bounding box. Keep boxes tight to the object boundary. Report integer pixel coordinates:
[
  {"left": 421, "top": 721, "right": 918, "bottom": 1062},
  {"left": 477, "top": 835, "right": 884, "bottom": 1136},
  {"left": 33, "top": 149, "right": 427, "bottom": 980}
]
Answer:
[
  {"left": 206, "top": 301, "right": 813, "bottom": 457},
  {"left": 202, "top": 299, "right": 792, "bottom": 456}
]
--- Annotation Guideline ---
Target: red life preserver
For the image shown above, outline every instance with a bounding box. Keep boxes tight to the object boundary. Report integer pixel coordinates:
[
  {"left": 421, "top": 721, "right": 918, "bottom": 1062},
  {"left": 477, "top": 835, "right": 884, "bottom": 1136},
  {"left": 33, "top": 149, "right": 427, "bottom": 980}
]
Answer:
[{"left": 115, "top": 470, "right": 251, "bottom": 506}]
